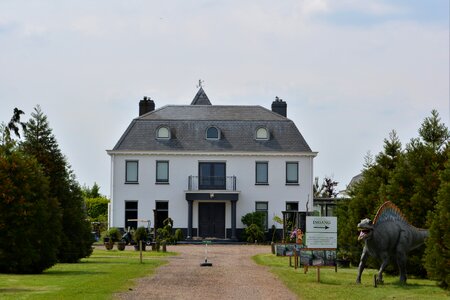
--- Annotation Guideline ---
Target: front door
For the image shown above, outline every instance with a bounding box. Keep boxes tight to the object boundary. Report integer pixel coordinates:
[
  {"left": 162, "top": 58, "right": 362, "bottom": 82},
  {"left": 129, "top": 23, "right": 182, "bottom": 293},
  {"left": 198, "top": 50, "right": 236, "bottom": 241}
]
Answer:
[{"left": 198, "top": 202, "right": 225, "bottom": 238}]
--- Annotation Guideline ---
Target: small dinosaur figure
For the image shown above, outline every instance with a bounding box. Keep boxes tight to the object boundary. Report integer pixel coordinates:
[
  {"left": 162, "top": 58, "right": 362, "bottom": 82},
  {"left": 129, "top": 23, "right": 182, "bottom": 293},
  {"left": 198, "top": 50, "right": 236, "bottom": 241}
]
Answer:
[{"left": 356, "top": 201, "right": 428, "bottom": 284}]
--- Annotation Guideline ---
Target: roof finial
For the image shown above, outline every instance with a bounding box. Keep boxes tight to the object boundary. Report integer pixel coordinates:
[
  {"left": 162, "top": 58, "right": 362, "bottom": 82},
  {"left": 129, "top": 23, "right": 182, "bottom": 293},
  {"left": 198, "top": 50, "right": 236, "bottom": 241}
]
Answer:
[{"left": 197, "top": 79, "right": 204, "bottom": 89}]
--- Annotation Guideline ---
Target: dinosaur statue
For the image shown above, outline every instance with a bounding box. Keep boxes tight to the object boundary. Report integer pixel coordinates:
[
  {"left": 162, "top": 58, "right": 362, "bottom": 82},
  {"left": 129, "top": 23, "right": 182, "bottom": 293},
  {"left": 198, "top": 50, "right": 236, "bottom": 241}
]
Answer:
[{"left": 356, "top": 201, "right": 428, "bottom": 284}]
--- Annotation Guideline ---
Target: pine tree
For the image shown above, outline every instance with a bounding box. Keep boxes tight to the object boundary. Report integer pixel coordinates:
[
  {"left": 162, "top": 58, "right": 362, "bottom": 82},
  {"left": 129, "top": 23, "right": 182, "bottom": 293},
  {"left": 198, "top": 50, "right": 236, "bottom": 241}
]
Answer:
[
  {"left": 0, "top": 110, "right": 60, "bottom": 273},
  {"left": 21, "top": 106, "right": 93, "bottom": 262},
  {"left": 425, "top": 149, "right": 450, "bottom": 289}
]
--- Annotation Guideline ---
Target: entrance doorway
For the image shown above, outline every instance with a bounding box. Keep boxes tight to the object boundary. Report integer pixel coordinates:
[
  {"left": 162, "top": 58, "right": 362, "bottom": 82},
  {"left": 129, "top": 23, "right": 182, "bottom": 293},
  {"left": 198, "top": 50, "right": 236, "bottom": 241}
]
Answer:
[{"left": 198, "top": 202, "right": 225, "bottom": 238}]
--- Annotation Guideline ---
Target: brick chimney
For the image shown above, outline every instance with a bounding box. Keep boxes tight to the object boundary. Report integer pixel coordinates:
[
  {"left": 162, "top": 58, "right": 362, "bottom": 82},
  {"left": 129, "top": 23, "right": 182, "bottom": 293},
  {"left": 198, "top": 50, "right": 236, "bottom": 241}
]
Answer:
[
  {"left": 271, "top": 96, "right": 287, "bottom": 117},
  {"left": 139, "top": 96, "right": 155, "bottom": 116}
]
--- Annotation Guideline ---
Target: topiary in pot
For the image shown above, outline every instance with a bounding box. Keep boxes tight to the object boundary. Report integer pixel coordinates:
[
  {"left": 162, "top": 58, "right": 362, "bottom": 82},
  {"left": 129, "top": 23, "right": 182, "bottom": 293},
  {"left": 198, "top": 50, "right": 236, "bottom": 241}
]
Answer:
[
  {"left": 107, "top": 227, "right": 122, "bottom": 243},
  {"left": 133, "top": 227, "right": 147, "bottom": 251}
]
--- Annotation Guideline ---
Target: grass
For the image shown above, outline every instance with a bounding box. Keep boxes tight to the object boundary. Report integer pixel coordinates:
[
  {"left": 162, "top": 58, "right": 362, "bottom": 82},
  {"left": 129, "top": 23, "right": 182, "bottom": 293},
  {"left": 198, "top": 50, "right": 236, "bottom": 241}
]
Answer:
[
  {"left": 0, "top": 248, "right": 175, "bottom": 300},
  {"left": 253, "top": 253, "right": 449, "bottom": 300}
]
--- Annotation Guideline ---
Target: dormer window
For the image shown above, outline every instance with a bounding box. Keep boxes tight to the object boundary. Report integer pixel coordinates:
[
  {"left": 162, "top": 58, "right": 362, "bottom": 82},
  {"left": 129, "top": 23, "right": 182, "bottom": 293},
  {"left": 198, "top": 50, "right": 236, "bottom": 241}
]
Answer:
[
  {"left": 156, "top": 126, "right": 170, "bottom": 139},
  {"left": 256, "top": 127, "right": 269, "bottom": 140},
  {"left": 206, "top": 126, "right": 220, "bottom": 140}
]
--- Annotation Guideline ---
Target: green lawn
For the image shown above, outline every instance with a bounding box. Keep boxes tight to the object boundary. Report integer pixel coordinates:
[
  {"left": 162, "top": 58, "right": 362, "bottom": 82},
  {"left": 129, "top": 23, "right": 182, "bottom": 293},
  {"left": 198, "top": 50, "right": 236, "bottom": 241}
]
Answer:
[
  {"left": 0, "top": 248, "right": 175, "bottom": 300},
  {"left": 254, "top": 254, "right": 449, "bottom": 300}
]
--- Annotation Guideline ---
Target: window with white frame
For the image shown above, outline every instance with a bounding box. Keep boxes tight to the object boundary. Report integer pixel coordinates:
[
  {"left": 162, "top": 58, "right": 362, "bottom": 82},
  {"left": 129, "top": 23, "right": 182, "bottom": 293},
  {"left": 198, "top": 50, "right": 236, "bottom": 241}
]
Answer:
[
  {"left": 125, "top": 160, "right": 138, "bottom": 183},
  {"left": 256, "top": 127, "right": 269, "bottom": 140},
  {"left": 156, "top": 126, "right": 170, "bottom": 139},
  {"left": 255, "top": 161, "right": 268, "bottom": 184},
  {"left": 286, "top": 162, "right": 298, "bottom": 184},
  {"left": 156, "top": 161, "right": 169, "bottom": 183}
]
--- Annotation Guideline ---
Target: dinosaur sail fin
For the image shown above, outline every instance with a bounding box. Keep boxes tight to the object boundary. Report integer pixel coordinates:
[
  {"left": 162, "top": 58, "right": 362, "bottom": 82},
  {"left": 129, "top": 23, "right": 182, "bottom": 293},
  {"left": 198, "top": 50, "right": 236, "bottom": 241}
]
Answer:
[{"left": 373, "top": 201, "right": 410, "bottom": 226}]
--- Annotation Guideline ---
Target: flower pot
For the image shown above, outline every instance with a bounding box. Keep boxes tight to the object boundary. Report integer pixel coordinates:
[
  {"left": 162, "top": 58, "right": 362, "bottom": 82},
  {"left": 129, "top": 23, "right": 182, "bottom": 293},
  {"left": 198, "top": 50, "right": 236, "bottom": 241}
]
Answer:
[
  {"left": 104, "top": 241, "right": 114, "bottom": 250},
  {"left": 117, "top": 241, "right": 126, "bottom": 251}
]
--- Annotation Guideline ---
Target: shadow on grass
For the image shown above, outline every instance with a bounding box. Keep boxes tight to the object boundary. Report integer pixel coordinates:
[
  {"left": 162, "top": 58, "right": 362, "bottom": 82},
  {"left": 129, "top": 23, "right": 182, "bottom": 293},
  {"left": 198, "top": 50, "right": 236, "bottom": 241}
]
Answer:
[
  {"left": 0, "top": 288, "right": 35, "bottom": 293},
  {"left": 43, "top": 270, "right": 108, "bottom": 276}
]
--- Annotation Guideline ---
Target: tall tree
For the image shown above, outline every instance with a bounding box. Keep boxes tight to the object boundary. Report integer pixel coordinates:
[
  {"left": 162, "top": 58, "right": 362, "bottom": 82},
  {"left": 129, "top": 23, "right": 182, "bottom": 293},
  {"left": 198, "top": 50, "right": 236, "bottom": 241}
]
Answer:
[
  {"left": 21, "top": 106, "right": 92, "bottom": 262},
  {"left": 338, "top": 131, "right": 403, "bottom": 265},
  {"left": 425, "top": 149, "right": 450, "bottom": 289},
  {"left": 0, "top": 109, "right": 61, "bottom": 273}
]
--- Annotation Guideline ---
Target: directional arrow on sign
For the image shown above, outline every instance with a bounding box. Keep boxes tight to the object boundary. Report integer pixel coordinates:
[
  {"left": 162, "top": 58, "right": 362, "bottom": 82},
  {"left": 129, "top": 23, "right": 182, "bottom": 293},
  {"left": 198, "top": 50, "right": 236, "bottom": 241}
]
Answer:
[{"left": 314, "top": 226, "right": 329, "bottom": 230}]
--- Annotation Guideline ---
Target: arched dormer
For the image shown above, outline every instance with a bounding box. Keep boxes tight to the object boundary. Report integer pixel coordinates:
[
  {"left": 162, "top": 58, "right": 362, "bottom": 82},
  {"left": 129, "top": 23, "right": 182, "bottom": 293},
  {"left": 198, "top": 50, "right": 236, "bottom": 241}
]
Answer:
[
  {"left": 156, "top": 126, "right": 170, "bottom": 139},
  {"left": 255, "top": 127, "right": 269, "bottom": 140},
  {"left": 206, "top": 126, "right": 220, "bottom": 140}
]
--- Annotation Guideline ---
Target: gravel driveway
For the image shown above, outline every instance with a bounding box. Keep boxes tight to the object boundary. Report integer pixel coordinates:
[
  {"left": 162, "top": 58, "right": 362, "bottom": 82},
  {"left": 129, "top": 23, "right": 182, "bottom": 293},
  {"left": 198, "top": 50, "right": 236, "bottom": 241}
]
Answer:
[{"left": 116, "top": 244, "right": 297, "bottom": 300}]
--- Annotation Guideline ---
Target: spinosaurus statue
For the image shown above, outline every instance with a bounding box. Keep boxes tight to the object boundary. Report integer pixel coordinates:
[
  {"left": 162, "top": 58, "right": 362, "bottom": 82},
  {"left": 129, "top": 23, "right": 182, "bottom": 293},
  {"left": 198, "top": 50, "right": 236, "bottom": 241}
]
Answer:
[{"left": 356, "top": 201, "right": 428, "bottom": 284}]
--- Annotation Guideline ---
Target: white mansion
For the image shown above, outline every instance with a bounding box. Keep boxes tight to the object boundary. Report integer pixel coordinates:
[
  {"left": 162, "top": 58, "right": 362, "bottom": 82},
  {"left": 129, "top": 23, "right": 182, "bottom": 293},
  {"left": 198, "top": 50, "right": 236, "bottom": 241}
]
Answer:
[{"left": 107, "top": 88, "right": 317, "bottom": 240}]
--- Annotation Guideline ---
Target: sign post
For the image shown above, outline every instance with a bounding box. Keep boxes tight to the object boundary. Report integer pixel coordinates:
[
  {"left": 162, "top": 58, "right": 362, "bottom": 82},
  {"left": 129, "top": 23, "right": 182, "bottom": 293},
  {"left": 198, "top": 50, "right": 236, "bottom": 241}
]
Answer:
[{"left": 304, "top": 216, "right": 338, "bottom": 282}]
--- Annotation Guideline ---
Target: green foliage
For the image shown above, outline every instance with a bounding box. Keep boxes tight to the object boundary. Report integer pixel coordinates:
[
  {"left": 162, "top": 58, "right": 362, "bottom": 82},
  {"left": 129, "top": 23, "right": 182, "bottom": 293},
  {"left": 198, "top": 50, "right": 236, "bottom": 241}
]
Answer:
[
  {"left": 133, "top": 227, "right": 147, "bottom": 242},
  {"left": 82, "top": 182, "right": 101, "bottom": 198},
  {"left": 0, "top": 248, "right": 168, "bottom": 299},
  {"left": 85, "top": 196, "right": 109, "bottom": 222},
  {"left": 245, "top": 224, "right": 264, "bottom": 243},
  {"left": 21, "top": 106, "right": 93, "bottom": 263},
  {"left": 425, "top": 149, "right": 450, "bottom": 289},
  {"left": 241, "top": 212, "right": 266, "bottom": 230},
  {"left": 106, "top": 227, "right": 122, "bottom": 243},
  {"left": 338, "top": 111, "right": 450, "bottom": 279},
  {"left": 0, "top": 145, "right": 61, "bottom": 273},
  {"left": 254, "top": 254, "right": 450, "bottom": 299},
  {"left": 156, "top": 217, "right": 176, "bottom": 244},
  {"left": 241, "top": 212, "right": 266, "bottom": 242},
  {"left": 174, "top": 228, "right": 183, "bottom": 242}
]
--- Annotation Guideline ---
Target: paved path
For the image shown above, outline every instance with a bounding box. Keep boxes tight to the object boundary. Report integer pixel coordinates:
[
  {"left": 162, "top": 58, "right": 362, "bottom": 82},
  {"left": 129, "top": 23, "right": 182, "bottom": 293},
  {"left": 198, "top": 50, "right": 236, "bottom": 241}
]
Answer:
[{"left": 116, "top": 244, "right": 297, "bottom": 300}]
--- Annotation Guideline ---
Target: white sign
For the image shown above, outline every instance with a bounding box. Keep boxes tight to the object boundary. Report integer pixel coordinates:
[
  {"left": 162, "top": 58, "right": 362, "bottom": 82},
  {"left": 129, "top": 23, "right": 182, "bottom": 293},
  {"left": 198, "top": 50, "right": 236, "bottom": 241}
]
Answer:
[
  {"left": 306, "top": 232, "right": 337, "bottom": 248},
  {"left": 306, "top": 216, "right": 337, "bottom": 233}
]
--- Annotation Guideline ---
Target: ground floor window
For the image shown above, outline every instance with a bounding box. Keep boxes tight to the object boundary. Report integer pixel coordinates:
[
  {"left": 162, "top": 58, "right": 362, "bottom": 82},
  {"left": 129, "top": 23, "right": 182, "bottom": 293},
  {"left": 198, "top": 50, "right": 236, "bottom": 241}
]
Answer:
[
  {"left": 125, "top": 201, "right": 138, "bottom": 229},
  {"left": 155, "top": 201, "right": 169, "bottom": 229},
  {"left": 255, "top": 202, "right": 268, "bottom": 230},
  {"left": 285, "top": 202, "right": 299, "bottom": 231}
]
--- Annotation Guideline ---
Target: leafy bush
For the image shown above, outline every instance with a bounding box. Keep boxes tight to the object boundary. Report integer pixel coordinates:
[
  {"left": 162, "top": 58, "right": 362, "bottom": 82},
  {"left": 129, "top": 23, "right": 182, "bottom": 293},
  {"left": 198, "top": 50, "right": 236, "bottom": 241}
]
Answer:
[
  {"left": 0, "top": 146, "right": 61, "bottom": 273},
  {"left": 245, "top": 224, "right": 264, "bottom": 243},
  {"left": 174, "top": 228, "right": 183, "bottom": 242},
  {"left": 133, "top": 227, "right": 147, "bottom": 242},
  {"left": 241, "top": 212, "right": 266, "bottom": 243},
  {"left": 107, "top": 227, "right": 122, "bottom": 242},
  {"left": 85, "top": 197, "right": 109, "bottom": 222}
]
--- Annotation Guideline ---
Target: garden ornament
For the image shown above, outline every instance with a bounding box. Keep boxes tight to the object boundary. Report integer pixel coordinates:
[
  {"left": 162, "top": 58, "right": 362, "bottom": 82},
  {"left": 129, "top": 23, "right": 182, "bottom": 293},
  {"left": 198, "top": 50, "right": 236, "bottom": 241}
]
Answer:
[{"left": 356, "top": 201, "right": 428, "bottom": 284}]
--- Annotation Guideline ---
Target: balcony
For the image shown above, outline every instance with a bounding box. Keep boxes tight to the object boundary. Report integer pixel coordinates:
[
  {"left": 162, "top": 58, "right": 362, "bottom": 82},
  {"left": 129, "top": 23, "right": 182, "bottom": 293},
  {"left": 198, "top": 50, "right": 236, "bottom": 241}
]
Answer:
[{"left": 188, "top": 175, "right": 237, "bottom": 191}]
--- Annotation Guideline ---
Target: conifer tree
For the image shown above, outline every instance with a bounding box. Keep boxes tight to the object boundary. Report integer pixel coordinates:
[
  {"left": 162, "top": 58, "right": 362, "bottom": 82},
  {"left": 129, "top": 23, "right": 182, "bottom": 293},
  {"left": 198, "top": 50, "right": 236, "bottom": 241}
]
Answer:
[
  {"left": 22, "top": 106, "right": 93, "bottom": 262},
  {"left": 425, "top": 149, "right": 450, "bottom": 289},
  {"left": 0, "top": 109, "right": 60, "bottom": 273}
]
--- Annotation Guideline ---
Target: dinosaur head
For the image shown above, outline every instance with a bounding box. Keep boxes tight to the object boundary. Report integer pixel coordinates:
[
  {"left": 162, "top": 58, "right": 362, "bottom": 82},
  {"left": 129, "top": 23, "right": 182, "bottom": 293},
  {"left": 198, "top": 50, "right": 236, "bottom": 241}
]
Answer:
[{"left": 357, "top": 218, "right": 373, "bottom": 241}]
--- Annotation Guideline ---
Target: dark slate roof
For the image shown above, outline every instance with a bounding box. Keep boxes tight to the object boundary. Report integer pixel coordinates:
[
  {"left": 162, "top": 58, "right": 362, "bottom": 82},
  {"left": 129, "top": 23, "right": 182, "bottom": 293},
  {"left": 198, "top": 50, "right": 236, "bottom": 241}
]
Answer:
[
  {"left": 190, "top": 87, "right": 211, "bottom": 105},
  {"left": 112, "top": 105, "right": 312, "bottom": 153}
]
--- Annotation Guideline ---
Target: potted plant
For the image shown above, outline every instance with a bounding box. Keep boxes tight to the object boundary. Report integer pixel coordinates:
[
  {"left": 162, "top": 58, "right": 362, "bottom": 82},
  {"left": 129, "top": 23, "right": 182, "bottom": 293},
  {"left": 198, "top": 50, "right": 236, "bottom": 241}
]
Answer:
[{"left": 133, "top": 226, "right": 147, "bottom": 251}]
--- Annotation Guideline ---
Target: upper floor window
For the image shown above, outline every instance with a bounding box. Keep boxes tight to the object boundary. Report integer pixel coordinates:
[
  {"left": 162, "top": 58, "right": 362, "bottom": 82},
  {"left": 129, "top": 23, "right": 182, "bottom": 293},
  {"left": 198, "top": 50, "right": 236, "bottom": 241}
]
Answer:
[
  {"left": 286, "top": 162, "right": 298, "bottom": 184},
  {"left": 255, "top": 162, "right": 268, "bottom": 185},
  {"left": 156, "top": 161, "right": 169, "bottom": 183},
  {"left": 156, "top": 126, "right": 170, "bottom": 139},
  {"left": 256, "top": 127, "right": 269, "bottom": 140},
  {"left": 125, "top": 160, "right": 139, "bottom": 183},
  {"left": 206, "top": 126, "right": 220, "bottom": 140}
]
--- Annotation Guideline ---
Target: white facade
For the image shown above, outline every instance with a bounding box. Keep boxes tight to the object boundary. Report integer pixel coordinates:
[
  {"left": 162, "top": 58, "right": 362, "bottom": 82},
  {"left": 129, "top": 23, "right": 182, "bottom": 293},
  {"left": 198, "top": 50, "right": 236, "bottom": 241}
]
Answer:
[{"left": 108, "top": 151, "right": 315, "bottom": 237}]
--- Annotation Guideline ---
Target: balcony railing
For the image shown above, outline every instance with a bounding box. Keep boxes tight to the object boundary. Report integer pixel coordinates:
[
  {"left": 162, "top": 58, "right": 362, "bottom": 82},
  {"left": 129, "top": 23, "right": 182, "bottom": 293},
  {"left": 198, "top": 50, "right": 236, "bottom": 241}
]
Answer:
[{"left": 188, "top": 175, "right": 237, "bottom": 191}]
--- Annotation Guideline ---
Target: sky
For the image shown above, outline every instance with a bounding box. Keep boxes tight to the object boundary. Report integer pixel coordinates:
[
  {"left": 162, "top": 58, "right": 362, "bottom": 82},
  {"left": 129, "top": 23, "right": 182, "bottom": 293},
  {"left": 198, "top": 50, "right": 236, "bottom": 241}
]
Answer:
[{"left": 1, "top": 0, "right": 448, "bottom": 196}]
